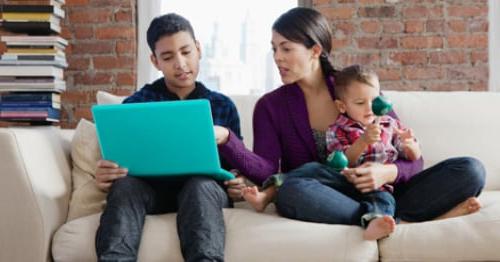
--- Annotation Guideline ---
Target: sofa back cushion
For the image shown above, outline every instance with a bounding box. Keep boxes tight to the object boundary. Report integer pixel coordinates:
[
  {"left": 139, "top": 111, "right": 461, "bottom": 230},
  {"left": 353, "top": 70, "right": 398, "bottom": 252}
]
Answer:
[
  {"left": 384, "top": 91, "right": 500, "bottom": 190},
  {"left": 67, "top": 119, "right": 107, "bottom": 220}
]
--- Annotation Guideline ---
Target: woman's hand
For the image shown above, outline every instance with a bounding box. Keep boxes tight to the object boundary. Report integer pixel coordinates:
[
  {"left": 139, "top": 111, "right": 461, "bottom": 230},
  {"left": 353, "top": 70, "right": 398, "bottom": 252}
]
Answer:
[
  {"left": 95, "top": 160, "right": 128, "bottom": 192},
  {"left": 341, "top": 162, "right": 397, "bottom": 193},
  {"left": 214, "top": 125, "right": 230, "bottom": 145},
  {"left": 224, "top": 170, "right": 246, "bottom": 201}
]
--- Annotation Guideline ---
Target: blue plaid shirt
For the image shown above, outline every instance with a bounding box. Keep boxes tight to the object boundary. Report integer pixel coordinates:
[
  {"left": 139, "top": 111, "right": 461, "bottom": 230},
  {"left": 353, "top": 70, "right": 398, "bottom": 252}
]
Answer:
[{"left": 123, "top": 78, "right": 242, "bottom": 140}]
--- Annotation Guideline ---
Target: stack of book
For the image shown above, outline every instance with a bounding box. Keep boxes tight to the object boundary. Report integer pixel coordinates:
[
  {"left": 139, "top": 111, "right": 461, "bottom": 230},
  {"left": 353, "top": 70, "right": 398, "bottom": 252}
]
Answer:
[
  {"left": 0, "top": 0, "right": 66, "bottom": 124},
  {"left": 0, "top": 0, "right": 64, "bottom": 34},
  {"left": 0, "top": 92, "right": 60, "bottom": 122}
]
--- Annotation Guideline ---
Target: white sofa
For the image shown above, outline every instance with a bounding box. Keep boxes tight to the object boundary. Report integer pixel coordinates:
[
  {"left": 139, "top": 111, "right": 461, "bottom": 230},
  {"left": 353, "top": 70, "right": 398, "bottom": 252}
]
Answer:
[{"left": 1, "top": 91, "right": 500, "bottom": 262}]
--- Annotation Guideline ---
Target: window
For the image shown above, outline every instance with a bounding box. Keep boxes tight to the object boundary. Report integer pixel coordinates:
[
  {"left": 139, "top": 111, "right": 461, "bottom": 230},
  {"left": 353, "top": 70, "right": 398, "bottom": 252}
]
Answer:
[{"left": 157, "top": 0, "right": 297, "bottom": 95}]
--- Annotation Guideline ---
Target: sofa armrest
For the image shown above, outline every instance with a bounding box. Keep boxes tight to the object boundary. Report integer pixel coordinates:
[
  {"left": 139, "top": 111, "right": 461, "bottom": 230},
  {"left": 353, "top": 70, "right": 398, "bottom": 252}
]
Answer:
[{"left": 0, "top": 127, "right": 72, "bottom": 262}]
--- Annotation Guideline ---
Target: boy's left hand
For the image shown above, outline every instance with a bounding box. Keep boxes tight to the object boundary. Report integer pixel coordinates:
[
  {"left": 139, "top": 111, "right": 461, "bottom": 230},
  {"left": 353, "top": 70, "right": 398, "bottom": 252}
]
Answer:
[{"left": 341, "top": 162, "right": 388, "bottom": 193}]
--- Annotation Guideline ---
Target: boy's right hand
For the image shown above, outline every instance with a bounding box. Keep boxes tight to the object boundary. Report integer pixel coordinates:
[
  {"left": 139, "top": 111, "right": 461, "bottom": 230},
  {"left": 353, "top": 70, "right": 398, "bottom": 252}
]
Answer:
[
  {"left": 361, "top": 123, "right": 381, "bottom": 145},
  {"left": 95, "top": 159, "right": 128, "bottom": 192}
]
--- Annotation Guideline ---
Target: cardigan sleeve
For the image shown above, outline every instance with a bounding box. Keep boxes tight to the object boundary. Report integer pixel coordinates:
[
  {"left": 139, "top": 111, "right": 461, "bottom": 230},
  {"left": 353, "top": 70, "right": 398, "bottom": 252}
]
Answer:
[{"left": 218, "top": 97, "right": 280, "bottom": 185}]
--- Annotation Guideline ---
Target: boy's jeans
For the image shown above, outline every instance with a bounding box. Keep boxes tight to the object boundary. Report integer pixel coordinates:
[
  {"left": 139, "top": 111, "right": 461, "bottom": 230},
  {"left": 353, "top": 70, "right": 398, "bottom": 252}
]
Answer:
[
  {"left": 95, "top": 175, "right": 230, "bottom": 262},
  {"left": 275, "top": 157, "right": 485, "bottom": 224}
]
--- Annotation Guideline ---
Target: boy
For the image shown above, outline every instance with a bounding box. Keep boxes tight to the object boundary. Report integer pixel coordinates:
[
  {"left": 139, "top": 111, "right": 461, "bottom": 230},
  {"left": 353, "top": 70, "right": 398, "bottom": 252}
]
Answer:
[
  {"left": 95, "top": 13, "right": 243, "bottom": 261},
  {"left": 243, "top": 65, "right": 421, "bottom": 240}
]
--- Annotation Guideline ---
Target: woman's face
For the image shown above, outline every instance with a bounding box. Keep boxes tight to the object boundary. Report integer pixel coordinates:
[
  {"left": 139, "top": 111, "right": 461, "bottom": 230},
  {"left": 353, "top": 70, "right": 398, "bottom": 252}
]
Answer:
[{"left": 271, "top": 30, "right": 318, "bottom": 85}]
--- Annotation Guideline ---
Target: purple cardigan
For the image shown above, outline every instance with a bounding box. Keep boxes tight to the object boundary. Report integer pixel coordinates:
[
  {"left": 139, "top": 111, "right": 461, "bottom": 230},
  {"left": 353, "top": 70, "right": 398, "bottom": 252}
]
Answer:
[{"left": 219, "top": 82, "right": 423, "bottom": 185}]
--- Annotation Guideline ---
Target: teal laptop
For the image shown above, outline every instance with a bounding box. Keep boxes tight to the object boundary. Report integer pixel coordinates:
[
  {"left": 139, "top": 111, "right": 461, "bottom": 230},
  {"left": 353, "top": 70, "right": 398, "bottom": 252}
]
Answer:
[{"left": 91, "top": 99, "right": 235, "bottom": 181}]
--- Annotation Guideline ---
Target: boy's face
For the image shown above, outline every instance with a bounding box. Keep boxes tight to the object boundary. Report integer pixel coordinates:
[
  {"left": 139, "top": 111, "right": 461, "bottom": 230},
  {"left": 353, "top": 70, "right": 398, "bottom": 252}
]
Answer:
[
  {"left": 335, "top": 77, "right": 380, "bottom": 126},
  {"left": 150, "top": 31, "right": 201, "bottom": 91}
]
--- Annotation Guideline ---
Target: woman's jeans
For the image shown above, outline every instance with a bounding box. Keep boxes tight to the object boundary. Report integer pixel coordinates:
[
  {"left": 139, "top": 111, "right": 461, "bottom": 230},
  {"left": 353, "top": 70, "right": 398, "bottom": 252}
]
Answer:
[
  {"left": 95, "top": 176, "right": 230, "bottom": 262},
  {"left": 275, "top": 157, "right": 486, "bottom": 224}
]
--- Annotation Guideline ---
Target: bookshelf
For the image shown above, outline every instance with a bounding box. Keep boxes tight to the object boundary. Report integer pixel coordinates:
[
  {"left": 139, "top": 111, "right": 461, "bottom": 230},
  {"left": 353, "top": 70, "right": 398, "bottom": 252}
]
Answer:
[{"left": 0, "top": 0, "right": 66, "bottom": 125}]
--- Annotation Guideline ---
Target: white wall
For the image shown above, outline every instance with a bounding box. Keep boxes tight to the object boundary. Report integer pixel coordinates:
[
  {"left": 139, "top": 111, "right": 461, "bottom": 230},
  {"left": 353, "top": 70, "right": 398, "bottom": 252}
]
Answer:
[
  {"left": 137, "top": 0, "right": 162, "bottom": 89},
  {"left": 490, "top": 0, "right": 500, "bottom": 91}
]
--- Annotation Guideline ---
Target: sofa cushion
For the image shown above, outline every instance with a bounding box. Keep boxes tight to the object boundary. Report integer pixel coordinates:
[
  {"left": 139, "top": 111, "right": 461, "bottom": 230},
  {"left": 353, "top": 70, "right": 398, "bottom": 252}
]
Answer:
[
  {"left": 67, "top": 119, "right": 106, "bottom": 221},
  {"left": 52, "top": 205, "right": 379, "bottom": 262},
  {"left": 379, "top": 191, "right": 500, "bottom": 261}
]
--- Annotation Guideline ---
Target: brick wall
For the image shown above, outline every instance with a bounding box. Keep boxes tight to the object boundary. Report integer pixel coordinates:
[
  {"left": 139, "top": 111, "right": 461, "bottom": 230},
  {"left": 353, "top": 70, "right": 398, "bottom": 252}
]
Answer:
[
  {"left": 314, "top": 0, "right": 488, "bottom": 92},
  {"left": 62, "top": 0, "right": 137, "bottom": 128}
]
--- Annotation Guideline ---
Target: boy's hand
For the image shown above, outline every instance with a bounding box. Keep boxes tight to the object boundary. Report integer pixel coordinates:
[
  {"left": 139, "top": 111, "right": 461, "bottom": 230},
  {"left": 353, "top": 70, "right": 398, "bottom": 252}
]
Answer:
[
  {"left": 214, "top": 125, "right": 230, "bottom": 145},
  {"left": 361, "top": 123, "right": 381, "bottom": 145},
  {"left": 396, "top": 128, "right": 421, "bottom": 160},
  {"left": 95, "top": 159, "right": 128, "bottom": 192}
]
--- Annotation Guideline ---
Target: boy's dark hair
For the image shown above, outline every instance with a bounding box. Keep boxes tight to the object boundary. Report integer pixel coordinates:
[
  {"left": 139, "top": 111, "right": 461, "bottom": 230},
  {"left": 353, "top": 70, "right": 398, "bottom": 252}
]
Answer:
[
  {"left": 273, "top": 7, "right": 338, "bottom": 77},
  {"left": 147, "top": 13, "right": 196, "bottom": 55},
  {"left": 334, "top": 65, "right": 378, "bottom": 99}
]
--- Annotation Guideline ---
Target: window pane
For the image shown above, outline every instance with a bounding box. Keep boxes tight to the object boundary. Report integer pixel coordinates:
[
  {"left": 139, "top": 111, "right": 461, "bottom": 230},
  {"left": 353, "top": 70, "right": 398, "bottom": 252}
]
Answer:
[{"left": 161, "top": 0, "right": 297, "bottom": 95}]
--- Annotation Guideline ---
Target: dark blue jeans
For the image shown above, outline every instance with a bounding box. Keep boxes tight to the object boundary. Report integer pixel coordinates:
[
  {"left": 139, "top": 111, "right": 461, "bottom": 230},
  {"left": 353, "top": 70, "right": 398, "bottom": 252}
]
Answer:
[
  {"left": 275, "top": 157, "right": 485, "bottom": 224},
  {"left": 95, "top": 176, "right": 231, "bottom": 262}
]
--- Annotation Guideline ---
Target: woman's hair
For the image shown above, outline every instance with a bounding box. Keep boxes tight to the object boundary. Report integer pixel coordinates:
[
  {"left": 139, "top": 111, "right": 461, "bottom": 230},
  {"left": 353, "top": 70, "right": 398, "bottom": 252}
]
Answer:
[
  {"left": 272, "top": 7, "right": 338, "bottom": 77},
  {"left": 334, "top": 65, "right": 378, "bottom": 99},
  {"left": 147, "top": 13, "right": 196, "bottom": 55}
]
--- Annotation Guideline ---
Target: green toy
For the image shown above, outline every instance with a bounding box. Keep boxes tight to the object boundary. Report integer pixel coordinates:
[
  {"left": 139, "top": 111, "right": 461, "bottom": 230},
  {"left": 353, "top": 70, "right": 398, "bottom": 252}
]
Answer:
[
  {"left": 372, "top": 96, "right": 393, "bottom": 116},
  {"left": 326, "top": 150, "right": 349, "bottom": 171}
]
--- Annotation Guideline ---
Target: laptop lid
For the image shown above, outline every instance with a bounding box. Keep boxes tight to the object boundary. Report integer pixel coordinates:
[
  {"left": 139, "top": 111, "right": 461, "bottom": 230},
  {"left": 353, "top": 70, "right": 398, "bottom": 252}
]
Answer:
[{"left": 91, "top": 99, "right": 235, "bottom": 180}]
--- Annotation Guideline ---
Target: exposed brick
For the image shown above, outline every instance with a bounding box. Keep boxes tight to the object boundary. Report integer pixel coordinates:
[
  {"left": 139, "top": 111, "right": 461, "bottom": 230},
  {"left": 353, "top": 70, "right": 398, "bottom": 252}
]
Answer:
[
  {"left": 117, "top": 41, "right": 137, "bottom": 54},
  {"left": 389, "top": 51, "right": 427, "bottom": 65},
  {"left": 447, "top": 35, "right": 488, "bottom": 48},
  {"left": 429, "top": 51, "right": 466, "bottom": 65},
  {"left": 322, "top": 7, "right": 356, "bottom": 20},
  {"left": 74, "top": 106, "right": 93, "bottom": 121},
  {"left": 115, "top": 10, "right": 133, "bottom": 22},
  {"left": 471, "top": 51, "right": 488, "bottom": 65},
  {"left": 344, "top": 53, "right": 380, "bottom": 66},
  {"left": 376, "top": 68, "right": 401, "bottom": 81},
  {"left": 93, "top": 56, "right": 135, "bottom": 70},
  {"left": 402, "top": 5, "right": 443, "bottom": 18},
  {"left": 357, "top": 37, "right": 397, "bottom": 49},
  {"left": 448, "top": 5, "right": 488, "bottom": 17},
  {"left": 117, "top": 73, "right": 137, "bottom": 86},
  {"left": 403, "top": 67, "right": 445, "bottom": 80},
  {"left": 332, "top": 22, "right": 356, "bottom": 36},
  {"left": 447, "top": 66, "right": 488, "bottom": 81},
  {"left": 332, "top": 38, "right": 350, "bottom": 49},
  {"left": 74, "top": 72, "right": 114, "bottom": 85},
  {"left": 469, "top": 19, "right": 488, "bottom": 32},
  {"left": 401, "top": 36, "right": 443, "bottom": 49},
  {"left": 66, "top": 0, "right": 90, "bottom": 5},
  {"left": 383, "top": 21, "right": 403, "bottom": 33},
  {"left": 359, "top": 6, "right": 396, "bottom": 18},
  {"left": 405, "top": 21, "right": 424, "bottom": 33},
  {"left": 69, "top": 9, "right": 112, "bottom": 23},
  {"left": 67, "top": 57, "right": 91, "bottom": 71},
  {"left": 313, "top": 0, "right": 330, "bottom": 5},
  {"left": 447, "top": 20, "right": 467, "bottom": 33},
  {"left": 360, "top": 21, "right": 380, "bottom": 33},
  {"left": 96, "top": 26, "right": 135, "bottom": 40},
  {"left": 72, "top": 42, "right": 114, "bottom": 55},
  {"left": 73, "top": 26, "right": 94, "bottom": 39},
  {"left": 426, "top": 20, "right": 445, "bottom": 33}
]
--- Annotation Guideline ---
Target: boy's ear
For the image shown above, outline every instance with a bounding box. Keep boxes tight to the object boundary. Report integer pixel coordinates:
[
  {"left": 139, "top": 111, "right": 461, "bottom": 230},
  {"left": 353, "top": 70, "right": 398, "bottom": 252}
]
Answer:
[
  {"left": 150, "top": 53, "right": 160, "bottom": 70},
  {"left": 195, "top": 40, "right": 202, "bottom": 59},
  {"left": 311, "top": 44, "right": 322, "bottom": 59},
  {"left": 335, "top": 99, "right": 346, "bottom": 114}
]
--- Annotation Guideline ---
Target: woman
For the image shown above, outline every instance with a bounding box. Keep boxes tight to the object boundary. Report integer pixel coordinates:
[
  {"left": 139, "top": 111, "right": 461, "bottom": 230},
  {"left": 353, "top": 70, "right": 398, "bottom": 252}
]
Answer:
[{"left": 219, "top": 7, "right": 485, "bottom": 225}]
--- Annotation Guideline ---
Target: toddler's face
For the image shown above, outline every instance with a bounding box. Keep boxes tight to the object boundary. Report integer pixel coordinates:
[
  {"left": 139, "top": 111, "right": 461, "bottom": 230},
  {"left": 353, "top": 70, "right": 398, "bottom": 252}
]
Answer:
[{"left": 340, "top": 79, "right": 380, "bottom": 126}]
